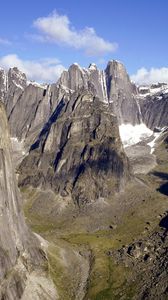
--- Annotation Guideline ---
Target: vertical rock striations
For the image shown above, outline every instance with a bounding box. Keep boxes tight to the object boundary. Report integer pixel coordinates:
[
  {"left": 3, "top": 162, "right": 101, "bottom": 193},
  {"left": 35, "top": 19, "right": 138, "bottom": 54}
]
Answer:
[
  {"left": 0, "top": 102, "right": 57, "bottom": 299},
  {"left": 139, "top": 88, "right": 168, "bottom": 130},
  {"left": 105, "top": 60, "right": 141, "bottom": 124},
  {"left": 0, "top": 61, "right": 142, "bottom": 149},
  {"left": 19, "top": 90, "right": 130, "bottom": 206}
]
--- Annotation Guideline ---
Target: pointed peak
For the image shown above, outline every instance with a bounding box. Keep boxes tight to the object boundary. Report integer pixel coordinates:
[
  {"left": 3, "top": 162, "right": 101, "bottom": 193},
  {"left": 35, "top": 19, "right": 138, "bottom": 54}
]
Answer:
[
  {"left": 105, "top": 60, "right": 127, "bottom": 76},
  {"left": 68, "top": 63, "right": 84, "bottom": 74},
  {"left": 8, "top": 67, "right": 27, "bottom": 81},
  {"left": 107, "top": 60, "right": 124, "bottom": 67},
  {"left": 70, "top": 63, "right": 81, "bottom": 69},
  {"left": 88, "top": 63, "right": 97, "bottom": 71}
]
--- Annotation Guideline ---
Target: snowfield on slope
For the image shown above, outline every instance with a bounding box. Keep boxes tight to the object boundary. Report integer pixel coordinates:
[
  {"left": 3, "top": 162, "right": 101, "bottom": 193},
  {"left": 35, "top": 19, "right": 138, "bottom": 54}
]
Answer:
[{"left": 119, "top": 123, "right": 153, "bottom": 147}]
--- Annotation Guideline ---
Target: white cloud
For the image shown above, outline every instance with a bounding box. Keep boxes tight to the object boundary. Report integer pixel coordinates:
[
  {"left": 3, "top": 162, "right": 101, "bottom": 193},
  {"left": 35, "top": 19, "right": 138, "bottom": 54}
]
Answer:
[
  {"left": 0, "top": 54, "right": 65, "bottom": 82},
  {"left": 131, "top": 67, "right": 168, "bottom": 85},
  {"left": 0, "top": 37, "right": 11, "bottom": 46},
  {"left": 33, "top": 11, "right": 118, "bottom": 56}
]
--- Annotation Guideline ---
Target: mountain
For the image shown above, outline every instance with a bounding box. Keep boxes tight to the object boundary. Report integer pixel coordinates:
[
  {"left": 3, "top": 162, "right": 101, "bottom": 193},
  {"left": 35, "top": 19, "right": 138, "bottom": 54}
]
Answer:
[
  {"left": 0, "top": 61, "right": 168, "bottom": 149},
  {"left": 1, "top": 60, "right": 167, "bottom": 206},
  {"left": 138, "top": 83, "right": 168, "bottom": 129},
  {"left": 0, "top": 102, "right": 57, "bottom": 299},
  {"left": 57, "top": 60, "right": 141, "bottom": 124},
  {"left": 19, "top": 88, "right": 130, "bottom": 206},
  {"left": 0, "top": 60, "right": 168, "bottom": 299},
  {"left": 0, "top": 61, "right": 141, "bottom": 146}
]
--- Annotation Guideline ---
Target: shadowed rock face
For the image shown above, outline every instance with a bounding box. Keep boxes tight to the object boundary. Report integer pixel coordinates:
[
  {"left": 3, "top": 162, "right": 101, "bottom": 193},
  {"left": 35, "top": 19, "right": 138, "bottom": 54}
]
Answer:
[
  {"left": 19, "top": 90, "right": 130, "bottom": 206},
  {"left": 0, "top": 68, "right": 68, "bottom": 149},
  {"left": 139, "top": 91, "right": 168, "bottom": 130},
  {"left": 0, "top": 102, "right": 57, "bottom": 299}
]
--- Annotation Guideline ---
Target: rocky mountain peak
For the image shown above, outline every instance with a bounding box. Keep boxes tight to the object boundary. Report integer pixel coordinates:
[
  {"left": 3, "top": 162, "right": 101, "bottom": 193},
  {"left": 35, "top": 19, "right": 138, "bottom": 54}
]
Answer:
[
  {"left": 88, "top": 63, "right": 97, "bottom": 71},
  {"left": 8, "top": 67, "right": 27, "bottom": 89},
  {"left": 106, "top": 59, "right": 126, "bottom": 73},
  {"left": 105, "top": 60, "right": 134, "bottom": 90}
]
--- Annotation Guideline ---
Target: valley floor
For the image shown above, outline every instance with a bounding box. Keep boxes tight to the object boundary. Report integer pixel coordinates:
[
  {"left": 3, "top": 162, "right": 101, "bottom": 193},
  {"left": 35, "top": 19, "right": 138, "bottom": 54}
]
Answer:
[{"left": 19, "top": 134, "right": 168, "bottom": 300}]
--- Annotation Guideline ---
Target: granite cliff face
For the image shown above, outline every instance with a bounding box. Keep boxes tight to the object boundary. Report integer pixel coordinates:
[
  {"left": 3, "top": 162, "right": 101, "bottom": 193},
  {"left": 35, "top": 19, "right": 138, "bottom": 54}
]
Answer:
[
  {"left": 0, "top": 102, "right": 57, "bottom": 299},
  {"left": 19, "top": 90, "right": 130, "bottom": 206},
  {"left": 138, "top": 84, "right": 168, "bottom": 130},
  {"left": 1, "top": 61, "right": 168, "bottom": 148},
  {"left": 105, "top": 60, "right": 141, "bottom": 124},
  {"left": 58, "top": 61, "right": 141, "bottom": 125},
  {"left": 0, "top": 68, "right": 67, "bottom": 148},
  {"left": 0, "top": 61, "right": 142, "bottom": 148}
]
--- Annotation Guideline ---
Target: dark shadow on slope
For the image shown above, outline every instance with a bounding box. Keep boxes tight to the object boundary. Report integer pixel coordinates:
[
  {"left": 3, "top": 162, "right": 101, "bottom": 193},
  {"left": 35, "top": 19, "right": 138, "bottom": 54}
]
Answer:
[
  {"left": 159, "top": 214, "right": 168, "bottom": 229},
  {"left": 152, "top": 171, "right": 168, "bottom": 181},
  {"left": 30, "top": 99, "right": 65, "bottom": 151},
  {"left": 150, "top": 171, "right": 168, "bottom": 196},
  {"left": 157, "top": 183, "right": 168, "bottom": 196}
]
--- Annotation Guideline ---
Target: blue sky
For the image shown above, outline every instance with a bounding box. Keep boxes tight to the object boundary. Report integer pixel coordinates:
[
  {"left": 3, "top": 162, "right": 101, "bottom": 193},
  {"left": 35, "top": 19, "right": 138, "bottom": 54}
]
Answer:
[{"left": 0, "top": 0, "right": 168, "bottom": 83}]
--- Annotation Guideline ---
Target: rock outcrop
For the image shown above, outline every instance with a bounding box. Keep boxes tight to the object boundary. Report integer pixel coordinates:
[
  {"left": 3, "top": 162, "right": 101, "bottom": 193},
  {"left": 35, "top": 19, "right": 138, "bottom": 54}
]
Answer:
[
  {"left": 58, "top": 61, "right": 141, "bottom": 125},
  {"left": 139, "top": 87, "right": 168, "bottom": 130},
  {"left": 105, "top": 60, "right": 141, "bottom": 124},
  {"left": 0, "top": 68, "right": 66, "bottom": 148},
  {"left": 19, "top": 89, "right": 130, "bottom": 206},
  {"left": 111, "top": 217, "right": 168, "bottom": 299},
  {"left": 0, "top": 101, "right": 57, "bottom": 299}
]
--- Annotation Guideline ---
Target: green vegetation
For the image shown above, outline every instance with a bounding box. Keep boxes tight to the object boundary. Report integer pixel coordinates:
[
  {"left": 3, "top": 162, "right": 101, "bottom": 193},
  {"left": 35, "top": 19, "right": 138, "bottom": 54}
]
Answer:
[
  {"left": 20, "top": 133, "right": 168, "bottom": 299},
  {"left": 47, "top": 245, "right": 75, "bottom": 300}
]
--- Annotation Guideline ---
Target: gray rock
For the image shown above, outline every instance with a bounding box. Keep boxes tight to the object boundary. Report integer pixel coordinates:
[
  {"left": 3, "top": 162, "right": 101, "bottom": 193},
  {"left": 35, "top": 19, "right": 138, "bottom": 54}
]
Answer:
[
  {"left": 139, "top": 91, "right": 168, "bottom": 130},
  {"left": 16, "top": 61, "right": 142, "bottom": 207},
  {"left": 0, "top": 101, "right": 57, "bottom": 299},
  {"left": 105, "top": 60, "right": 141, "bottom": 124},
  {"left": 19, "top": 89, "right": 130, "bottom": 206}
]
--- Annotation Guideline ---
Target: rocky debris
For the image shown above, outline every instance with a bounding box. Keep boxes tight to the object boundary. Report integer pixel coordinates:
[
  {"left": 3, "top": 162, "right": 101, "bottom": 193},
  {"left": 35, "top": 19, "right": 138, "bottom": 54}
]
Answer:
[
  {"left": 110, "top": 213, "right": 168, "bottom": 299},
  {"left": 124, "top": 142, "right": 157, "bottom": 174},
  {"left": 18, "top": 89, "right": 130, "bottom": 206},
  {"left": 0, "top": 102, "right": 57, "bottom": 299}
]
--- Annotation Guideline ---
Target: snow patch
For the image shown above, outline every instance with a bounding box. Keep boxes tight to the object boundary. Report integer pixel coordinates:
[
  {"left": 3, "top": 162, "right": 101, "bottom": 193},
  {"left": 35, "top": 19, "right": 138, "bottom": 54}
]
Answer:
[
  {"left": 163, "top": 88, "right": 168, "bottom": 94},
  {"left": 59, "top": 84, "right": 75, "bottom": 93},
  {"left": 13, "top": 81, "right": 24, "bottom": 90},
  {"left": 100, "top": 70, "right": 108, "bottom": 103},
  {"left": 119, "top": 123, "right": 153, "bottom": 147},
  {"left": 27, "top": 81, "right": 47, "bottom": 89},
  {"left": 147, "top": 127, "right": 166, "bottom": 154},
  {"left": 139, "top": 83, "right": 168, "bottom": 98},
  {"left": 88, "top": 63, "right": 97, "bottom": 71}
]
